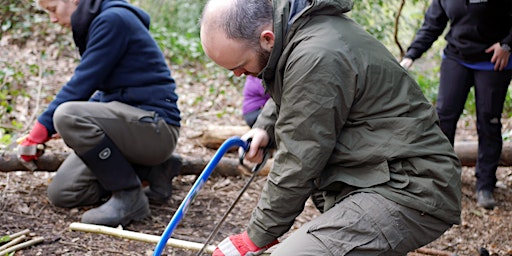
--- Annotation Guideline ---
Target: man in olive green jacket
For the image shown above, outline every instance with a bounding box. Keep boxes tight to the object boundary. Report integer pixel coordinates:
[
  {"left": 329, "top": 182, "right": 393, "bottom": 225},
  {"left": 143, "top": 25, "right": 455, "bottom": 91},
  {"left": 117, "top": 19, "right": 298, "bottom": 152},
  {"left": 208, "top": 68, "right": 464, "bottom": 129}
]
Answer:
[{"left": 201, "top": 0, "right": 462, "bottom": 255}]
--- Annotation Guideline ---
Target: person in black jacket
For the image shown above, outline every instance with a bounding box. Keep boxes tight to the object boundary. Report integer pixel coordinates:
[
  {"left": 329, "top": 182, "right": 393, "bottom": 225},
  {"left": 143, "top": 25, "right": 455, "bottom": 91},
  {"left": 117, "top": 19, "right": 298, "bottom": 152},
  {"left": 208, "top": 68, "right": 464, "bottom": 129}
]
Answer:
[
  {"left": 401, "top": 0, "right": 512, "bottom": 209},
  {"left": 18, "top": 0, "right": 181, "bottom": 227}
]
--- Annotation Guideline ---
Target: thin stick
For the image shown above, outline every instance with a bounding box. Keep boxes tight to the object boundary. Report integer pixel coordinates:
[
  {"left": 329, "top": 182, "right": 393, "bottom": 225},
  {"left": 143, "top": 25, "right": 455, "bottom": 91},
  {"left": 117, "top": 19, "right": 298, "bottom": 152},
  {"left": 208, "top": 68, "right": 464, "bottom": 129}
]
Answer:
[
  {"left": 0, "top": 236, "right": 44, "bottom": 255},
  {"left": 69, "top": 222, "right": 217, "bottom": 253},
  {"left": 0, "top": 235, "right": 26, "bottom": 251},
  {"left": 4, "top": 229, "right": 30, "bottom": 240}
]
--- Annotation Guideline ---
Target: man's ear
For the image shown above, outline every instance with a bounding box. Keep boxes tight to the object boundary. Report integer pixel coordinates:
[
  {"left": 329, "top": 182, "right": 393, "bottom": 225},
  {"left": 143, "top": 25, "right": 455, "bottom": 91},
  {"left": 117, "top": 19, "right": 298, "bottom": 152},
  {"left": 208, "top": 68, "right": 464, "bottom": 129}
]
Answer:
[{"left": 260, "top": 30, "right": 274, "bottom": 51}]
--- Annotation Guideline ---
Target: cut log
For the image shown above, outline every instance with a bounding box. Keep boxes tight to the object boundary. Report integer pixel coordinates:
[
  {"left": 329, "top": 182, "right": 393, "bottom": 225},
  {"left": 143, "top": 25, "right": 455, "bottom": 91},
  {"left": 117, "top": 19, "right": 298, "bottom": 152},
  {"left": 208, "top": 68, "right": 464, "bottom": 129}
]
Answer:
[
  {"left": 0, "top": 152, "right": 272, "bottom": 176},
  {"left": 199, "top": 125, "right": 250, "bottom": 149}
]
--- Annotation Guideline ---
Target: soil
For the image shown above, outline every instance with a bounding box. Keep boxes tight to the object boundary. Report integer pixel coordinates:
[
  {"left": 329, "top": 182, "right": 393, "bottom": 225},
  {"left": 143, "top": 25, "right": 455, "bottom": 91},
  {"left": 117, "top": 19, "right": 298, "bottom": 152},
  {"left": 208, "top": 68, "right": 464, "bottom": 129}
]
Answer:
[{"left": 1, "top": 31, "right": 512, "bottom": 256}]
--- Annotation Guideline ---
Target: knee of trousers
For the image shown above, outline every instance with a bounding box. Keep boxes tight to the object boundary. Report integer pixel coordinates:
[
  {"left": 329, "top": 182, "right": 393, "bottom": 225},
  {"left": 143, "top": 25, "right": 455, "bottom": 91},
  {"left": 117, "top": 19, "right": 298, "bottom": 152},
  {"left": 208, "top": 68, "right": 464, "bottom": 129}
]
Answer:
[
  {"left": 54, "top": 102, "right": 94, "bottom": 141},
  {"left": 47, "top": 182, "right": 77, "bottom": 208},
  {"left": 47, "top": 179, "right": 105, "bottom": 208}
]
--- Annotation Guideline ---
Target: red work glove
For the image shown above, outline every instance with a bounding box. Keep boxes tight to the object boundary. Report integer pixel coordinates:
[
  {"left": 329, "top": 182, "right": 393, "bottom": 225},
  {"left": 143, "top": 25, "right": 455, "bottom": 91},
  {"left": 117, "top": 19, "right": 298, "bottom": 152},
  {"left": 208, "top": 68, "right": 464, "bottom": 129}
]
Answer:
[
  {"left": 18, "top": 121, "right": 50, "bottom": 162},
  {"left": 213, "top": 231, "right": 278, "bottom": 256}
]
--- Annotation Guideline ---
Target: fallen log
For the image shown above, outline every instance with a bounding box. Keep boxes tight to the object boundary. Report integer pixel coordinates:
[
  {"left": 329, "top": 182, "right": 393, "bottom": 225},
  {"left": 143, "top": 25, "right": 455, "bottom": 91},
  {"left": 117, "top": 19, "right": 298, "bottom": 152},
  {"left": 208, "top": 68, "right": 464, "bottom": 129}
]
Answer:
[
  {"left": 0, "top": 152, "right": 68, "bottom": 173},
  {"left": 200, "top": 125, "right": 512, "bottom": 167},
  {"left": 1, "top": 141, "right": 511, "bottom": 173},
  {"left": 454, "top": 141, "right": 512, "bottom": 166},
  {"left": 0, "top": 152, "right": 273, "bottom": 176}
]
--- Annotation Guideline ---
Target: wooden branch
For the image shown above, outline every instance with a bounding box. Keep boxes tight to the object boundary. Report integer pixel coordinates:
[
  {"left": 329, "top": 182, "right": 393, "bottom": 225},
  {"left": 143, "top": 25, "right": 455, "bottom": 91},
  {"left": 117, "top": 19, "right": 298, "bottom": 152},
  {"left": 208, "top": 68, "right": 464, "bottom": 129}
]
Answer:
[
  {"left": 69, "top": 222, "right": 272, "bottom": 255},
  {"left": 0, "top": 235, "right": 26, "bottom": 252},
  {"left": 2, "top": 229, "right": 30, "bottom": 241},
  {"left": 69, "top": 222, "right": 216, "bottom": 254},
  {"left": 394, "top": 0, "right": 406, "bottom": 58},
  {"left": 0, "top": 236, "right": 44, "bottom": 255}
]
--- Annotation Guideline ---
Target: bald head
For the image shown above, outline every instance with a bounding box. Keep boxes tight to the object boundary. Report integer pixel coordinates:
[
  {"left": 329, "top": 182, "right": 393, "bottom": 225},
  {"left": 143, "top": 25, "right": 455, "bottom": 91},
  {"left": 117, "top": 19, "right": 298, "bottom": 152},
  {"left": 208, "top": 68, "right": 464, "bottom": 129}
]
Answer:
[
  {"left": 201, "top": 0, "right": 273, "bottom": 44},
  {"left": 200, "top": 0, "right": 232, "bottom": 36},
  {"left": 200, "top": 0, "right": 274, "bottom": 76}
]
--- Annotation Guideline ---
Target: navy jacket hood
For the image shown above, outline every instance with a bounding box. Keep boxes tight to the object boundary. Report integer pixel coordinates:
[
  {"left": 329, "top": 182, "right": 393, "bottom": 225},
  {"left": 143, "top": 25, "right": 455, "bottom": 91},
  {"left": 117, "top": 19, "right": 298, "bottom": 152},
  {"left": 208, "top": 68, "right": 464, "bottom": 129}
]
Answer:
[{"left": 72, "top": 0, "right": 151, "bottom": 55}]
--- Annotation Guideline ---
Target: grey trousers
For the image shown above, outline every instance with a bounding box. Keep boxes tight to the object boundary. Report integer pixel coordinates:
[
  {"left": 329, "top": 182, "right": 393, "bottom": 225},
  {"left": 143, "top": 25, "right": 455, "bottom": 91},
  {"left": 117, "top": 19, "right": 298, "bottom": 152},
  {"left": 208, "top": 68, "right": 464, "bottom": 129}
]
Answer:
[
  {"left": 47, "top": 101, "right": 179, "bottom": 207},
  {"left": 270, "top": 193, "right": 451, "bottom": 256}
]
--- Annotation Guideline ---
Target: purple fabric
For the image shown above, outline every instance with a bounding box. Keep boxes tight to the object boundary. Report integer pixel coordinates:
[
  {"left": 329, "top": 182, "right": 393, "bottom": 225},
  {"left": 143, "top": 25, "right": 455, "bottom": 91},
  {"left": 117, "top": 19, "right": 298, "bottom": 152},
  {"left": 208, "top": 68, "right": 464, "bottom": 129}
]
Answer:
[{"left": 242, "top": 76, "right": 270, "bottom": 114}]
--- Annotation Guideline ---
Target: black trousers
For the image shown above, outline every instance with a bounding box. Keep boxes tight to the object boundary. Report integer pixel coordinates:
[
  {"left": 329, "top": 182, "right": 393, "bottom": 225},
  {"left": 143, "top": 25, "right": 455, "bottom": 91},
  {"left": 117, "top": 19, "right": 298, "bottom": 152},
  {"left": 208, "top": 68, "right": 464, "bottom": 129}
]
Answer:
[{"left": 437, "top": 57, "right": 512, "bottom": 192}]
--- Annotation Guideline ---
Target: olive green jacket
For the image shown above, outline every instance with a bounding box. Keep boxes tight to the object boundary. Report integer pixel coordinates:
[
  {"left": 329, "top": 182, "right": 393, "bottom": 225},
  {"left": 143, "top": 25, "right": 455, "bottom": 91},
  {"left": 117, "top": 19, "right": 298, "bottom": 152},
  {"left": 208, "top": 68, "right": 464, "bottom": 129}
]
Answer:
[{"left": 248, "top": 0, "right": 462, "bottom": 247}]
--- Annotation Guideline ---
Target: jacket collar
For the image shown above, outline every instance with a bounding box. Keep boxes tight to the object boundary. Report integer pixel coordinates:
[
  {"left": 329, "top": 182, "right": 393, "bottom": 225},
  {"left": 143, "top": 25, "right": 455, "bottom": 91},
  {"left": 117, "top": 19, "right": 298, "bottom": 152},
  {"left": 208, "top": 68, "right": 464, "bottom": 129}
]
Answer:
[
  {"left": 71, "top": 0, "right": 103, "bottom": 56},
  {"left": 260, "top": 0, "right": 353, "bottom": 82}
]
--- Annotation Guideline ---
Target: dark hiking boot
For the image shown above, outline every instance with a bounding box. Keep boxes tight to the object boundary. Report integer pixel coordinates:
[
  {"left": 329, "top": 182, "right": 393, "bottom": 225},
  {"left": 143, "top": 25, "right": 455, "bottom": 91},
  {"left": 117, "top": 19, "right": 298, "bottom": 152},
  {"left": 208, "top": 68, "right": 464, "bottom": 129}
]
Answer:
[
  {"left": 477, "top": 190, "right": 496, "bottom": 210},
  {"left": 140, "top": 155, "right": 182, "bottom": 205},
  {"left": 81, "top": 187, "right": 150, "bottom": 227}
]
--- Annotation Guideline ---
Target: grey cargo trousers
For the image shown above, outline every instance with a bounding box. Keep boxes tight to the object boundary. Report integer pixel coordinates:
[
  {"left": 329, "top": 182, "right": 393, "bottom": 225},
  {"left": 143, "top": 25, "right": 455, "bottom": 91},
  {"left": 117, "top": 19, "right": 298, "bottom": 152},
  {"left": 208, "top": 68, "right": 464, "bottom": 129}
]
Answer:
[
  {"left": 270, "top": 193, "right": 452, "bottom": 256},
  {"left": 47, "top": 101, "right": 179, "bottom": 208}
]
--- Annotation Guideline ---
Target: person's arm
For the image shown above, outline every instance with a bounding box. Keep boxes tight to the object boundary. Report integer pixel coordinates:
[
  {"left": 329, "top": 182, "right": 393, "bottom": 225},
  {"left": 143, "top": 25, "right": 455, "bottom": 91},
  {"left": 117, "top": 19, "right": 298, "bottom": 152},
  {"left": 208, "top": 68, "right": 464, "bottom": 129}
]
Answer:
[
  {"left": 247, "top": 45, "right": 356, "bottom": 247},
  {"left": 402, "top": 0, "right": 449, "bottom": 68}
]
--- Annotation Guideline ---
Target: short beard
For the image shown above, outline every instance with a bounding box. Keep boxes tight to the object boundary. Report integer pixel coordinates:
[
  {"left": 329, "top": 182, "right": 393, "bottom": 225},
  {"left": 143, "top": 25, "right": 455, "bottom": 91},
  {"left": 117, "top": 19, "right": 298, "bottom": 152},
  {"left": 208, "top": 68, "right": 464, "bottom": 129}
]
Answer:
[{"left": 256, "top": 46, "right": 271, "bottom": 73}]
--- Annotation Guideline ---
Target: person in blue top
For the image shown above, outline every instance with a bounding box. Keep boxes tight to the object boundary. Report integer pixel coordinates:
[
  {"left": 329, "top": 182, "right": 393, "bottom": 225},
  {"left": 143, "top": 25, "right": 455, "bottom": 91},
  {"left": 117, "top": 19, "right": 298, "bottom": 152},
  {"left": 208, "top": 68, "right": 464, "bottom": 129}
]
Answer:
[
  {"left": 401, "top": 0, "right": 512, "bottom": 210},
  {"left": 18, "top": 0, "right": 181, "bottom": 227}
]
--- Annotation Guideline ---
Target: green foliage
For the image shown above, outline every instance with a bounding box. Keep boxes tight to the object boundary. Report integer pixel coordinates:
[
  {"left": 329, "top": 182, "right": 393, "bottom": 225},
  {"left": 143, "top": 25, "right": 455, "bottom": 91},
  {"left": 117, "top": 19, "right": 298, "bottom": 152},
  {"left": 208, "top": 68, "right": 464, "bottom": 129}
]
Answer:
[
  {"left": 0, "top": 233, "right": 11, "bottom": 243},
  {"left": 0, "top": 0, "right": 49, "bottom": 44},
  {"left": 410, "top": 69, "right": 440, "bottom": 106},
  {"left": 0, "top": 61, "right": 28, "bottom": 133},
  {"left": 135, "top": 0, "right": 209, "bottom": 66},
  {"left": 351, "top": 0, "right": 431, "bottom": 57}
]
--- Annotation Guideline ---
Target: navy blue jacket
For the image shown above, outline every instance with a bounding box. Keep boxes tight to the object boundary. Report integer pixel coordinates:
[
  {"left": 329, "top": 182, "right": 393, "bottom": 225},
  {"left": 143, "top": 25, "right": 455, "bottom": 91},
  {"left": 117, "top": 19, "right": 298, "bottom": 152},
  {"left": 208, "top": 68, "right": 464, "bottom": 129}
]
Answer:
[
  {"left": 405, "top": 0, "right": 512, "bottom": 62},
  {"left": 38, "top": 0, "right": 180, "bottom": 135}
]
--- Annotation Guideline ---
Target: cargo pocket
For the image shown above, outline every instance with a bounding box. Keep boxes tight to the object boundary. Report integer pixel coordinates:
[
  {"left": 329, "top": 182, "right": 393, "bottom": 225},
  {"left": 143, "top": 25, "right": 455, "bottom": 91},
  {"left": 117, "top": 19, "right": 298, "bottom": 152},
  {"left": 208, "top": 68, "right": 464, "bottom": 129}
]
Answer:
[{"left": 306, "top": 202, "right": 381, "bottom": 255}]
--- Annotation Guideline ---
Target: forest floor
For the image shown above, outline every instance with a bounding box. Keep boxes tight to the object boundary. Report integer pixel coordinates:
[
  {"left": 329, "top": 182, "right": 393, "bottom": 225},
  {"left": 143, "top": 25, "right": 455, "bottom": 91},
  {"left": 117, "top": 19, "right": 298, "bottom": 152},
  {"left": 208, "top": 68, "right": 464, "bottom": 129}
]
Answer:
[{"left": 1, "top": 29, "right": 512, "bottom": 256}]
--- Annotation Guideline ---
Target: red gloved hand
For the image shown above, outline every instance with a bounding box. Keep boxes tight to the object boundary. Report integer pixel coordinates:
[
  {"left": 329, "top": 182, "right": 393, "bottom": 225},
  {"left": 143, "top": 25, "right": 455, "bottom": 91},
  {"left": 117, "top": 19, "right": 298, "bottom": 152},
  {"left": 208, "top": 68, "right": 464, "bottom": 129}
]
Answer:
[
  {"left": 213, "top": 231, "right": 278, "bottom": 256},
  {"left": 18, "top": 121, "right": 50, "bottom": 162}
]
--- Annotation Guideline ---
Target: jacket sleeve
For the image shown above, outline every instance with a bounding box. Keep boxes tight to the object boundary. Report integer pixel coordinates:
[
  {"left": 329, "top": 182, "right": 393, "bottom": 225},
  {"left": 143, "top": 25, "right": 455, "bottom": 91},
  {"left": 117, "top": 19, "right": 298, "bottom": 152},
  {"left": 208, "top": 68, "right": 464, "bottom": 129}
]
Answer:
[
  {"left": 502, "top": 3, "right": 512, "bottom": 45},
  {"left": 37, "top": 12, "right": 129, "bottom": 135},
  {"left": 253, "top": 98, "right": 277, "bottom": 148},
  {"left": 247, "top": 44, "right": 356, "bottom": 247},
  {"left": 404, "top": 0, "right": 449, "bottom": 60}
]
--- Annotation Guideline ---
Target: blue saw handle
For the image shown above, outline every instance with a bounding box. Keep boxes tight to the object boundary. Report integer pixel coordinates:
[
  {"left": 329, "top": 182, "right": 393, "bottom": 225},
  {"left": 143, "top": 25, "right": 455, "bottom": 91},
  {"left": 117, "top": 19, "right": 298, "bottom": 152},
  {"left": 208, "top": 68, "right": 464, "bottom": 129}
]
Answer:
[{"left": 153, "top": 136, "right": 249, "bottom": 256}]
